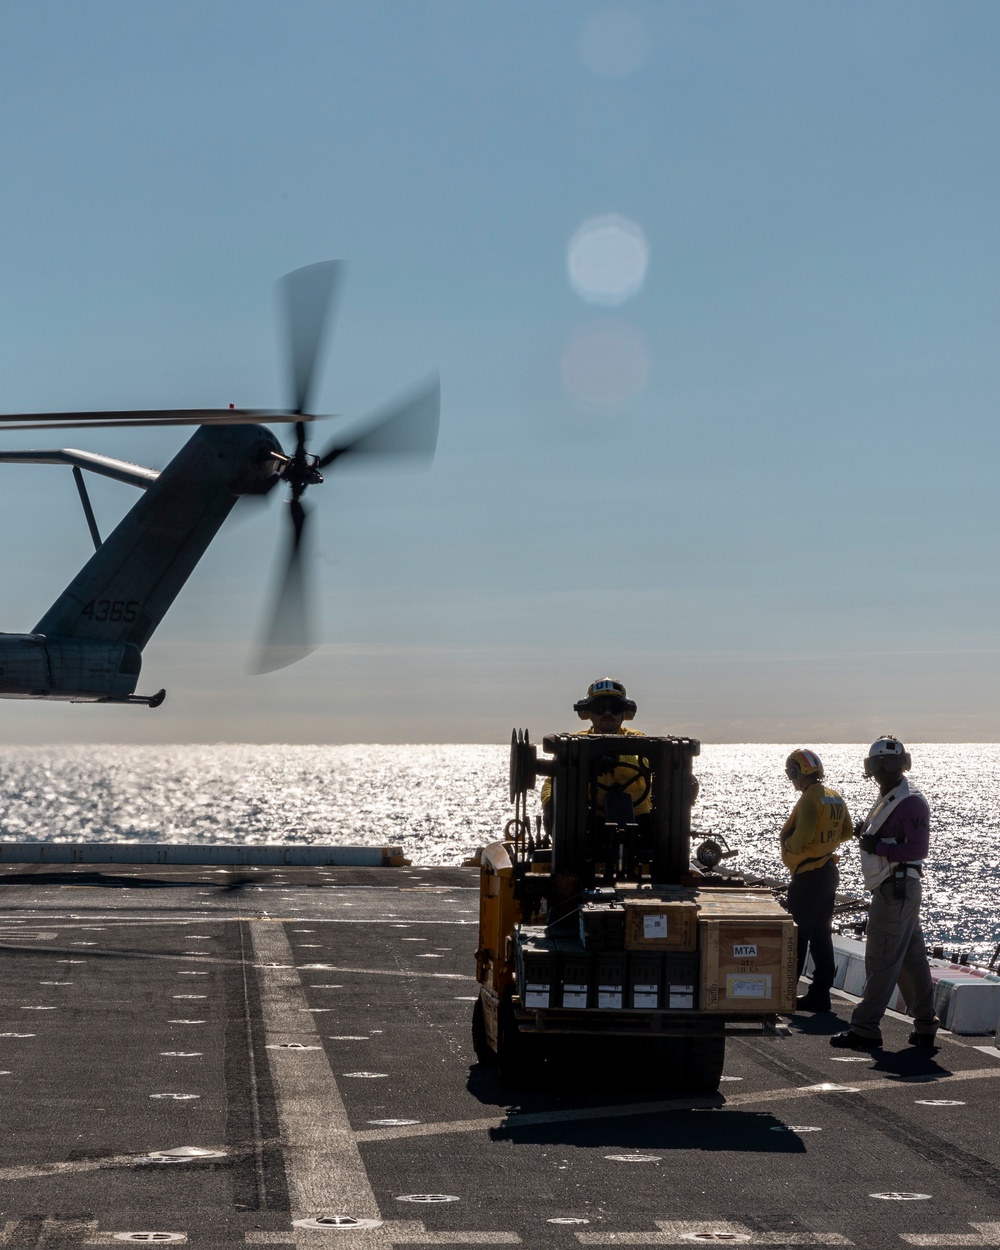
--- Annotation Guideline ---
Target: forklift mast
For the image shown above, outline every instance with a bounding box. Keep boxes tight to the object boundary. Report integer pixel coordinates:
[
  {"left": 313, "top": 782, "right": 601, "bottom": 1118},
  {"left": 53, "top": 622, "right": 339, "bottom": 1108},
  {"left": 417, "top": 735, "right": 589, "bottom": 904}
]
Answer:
[{"left": 539, "top": 733, "right": 700, "bottom": 886}]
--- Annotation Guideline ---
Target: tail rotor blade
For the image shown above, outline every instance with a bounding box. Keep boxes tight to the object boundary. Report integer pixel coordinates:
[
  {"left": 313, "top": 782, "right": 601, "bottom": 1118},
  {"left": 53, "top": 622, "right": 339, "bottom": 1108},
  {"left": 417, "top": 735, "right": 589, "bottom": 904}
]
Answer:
[
  {"left": 252, "top": 498, "right": 316, "bottom": 674},
  {"left": 316, "top": 374, "right": 440, "bottom": 469},
  {"left": 289, "top": 496, "right": 307, "bottom": 549},
  {"left": 280, "top": 261, "right": 344, "bottom": 415}
]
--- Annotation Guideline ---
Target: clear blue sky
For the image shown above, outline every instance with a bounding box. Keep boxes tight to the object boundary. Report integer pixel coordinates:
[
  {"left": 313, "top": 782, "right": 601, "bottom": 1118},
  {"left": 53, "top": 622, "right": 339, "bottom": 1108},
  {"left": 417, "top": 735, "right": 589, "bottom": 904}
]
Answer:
[{"left": 2, "top": 1, "right": 999, "bottom": 744}]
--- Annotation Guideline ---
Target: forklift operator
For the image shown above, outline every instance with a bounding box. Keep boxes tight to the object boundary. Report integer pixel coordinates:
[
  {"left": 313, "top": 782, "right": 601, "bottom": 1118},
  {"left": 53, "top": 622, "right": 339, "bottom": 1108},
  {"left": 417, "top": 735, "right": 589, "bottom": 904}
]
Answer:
[{"left": 540, "top": 678, "right": 650, "bottom": 833}]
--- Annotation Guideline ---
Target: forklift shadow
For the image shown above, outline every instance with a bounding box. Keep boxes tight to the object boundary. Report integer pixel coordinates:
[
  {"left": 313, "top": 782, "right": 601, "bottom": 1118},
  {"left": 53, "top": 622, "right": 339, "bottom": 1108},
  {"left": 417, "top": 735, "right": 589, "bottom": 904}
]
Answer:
[
  {"left": 467, "top": 1033, "right": 728, "bottom": 1110},
  {"left": 466, "top": 1056, "right": 724, "bottom": 1109},
  {"left": 466, "top": 1057, "right": 803, "bottom": 1155},
  {"left": 485, "top": 1106, "right": 806, "bottom": 1153}
]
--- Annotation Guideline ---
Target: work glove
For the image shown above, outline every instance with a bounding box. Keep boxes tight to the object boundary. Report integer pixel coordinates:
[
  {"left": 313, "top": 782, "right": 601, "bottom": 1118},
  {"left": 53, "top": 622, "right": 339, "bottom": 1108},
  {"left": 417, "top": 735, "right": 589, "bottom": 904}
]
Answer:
[{"left": 858, "top": 832, "right": 880, "bottom": 854}]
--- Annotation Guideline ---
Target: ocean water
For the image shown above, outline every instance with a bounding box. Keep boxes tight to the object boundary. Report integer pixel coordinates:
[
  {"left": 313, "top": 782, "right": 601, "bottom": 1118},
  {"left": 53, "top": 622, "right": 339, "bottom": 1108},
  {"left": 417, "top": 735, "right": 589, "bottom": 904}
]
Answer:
[{"left": 0, "top": 742, "right": 997, "bottom": 962}]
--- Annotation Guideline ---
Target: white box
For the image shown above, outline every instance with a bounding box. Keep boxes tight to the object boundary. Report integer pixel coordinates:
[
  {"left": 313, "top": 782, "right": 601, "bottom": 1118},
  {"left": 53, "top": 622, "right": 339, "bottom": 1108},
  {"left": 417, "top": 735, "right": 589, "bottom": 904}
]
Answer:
[{"left": 934, "top": 976, "right": 1000, "bottom": 1035}]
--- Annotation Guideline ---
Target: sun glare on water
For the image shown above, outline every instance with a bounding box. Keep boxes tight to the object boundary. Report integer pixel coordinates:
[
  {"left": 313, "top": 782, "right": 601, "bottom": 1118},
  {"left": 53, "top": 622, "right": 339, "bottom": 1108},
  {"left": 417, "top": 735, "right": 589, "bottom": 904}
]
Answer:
[{"left": 0, "top": 743, "right": 996, "bottom": 959}]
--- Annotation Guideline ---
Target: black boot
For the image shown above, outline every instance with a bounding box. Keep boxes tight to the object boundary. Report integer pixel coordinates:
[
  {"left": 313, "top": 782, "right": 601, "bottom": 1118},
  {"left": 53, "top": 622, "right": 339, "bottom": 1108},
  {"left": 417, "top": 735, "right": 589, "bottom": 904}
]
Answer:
[
  {"left": 907, "top": 1030, "right": 938, "bottom": 1048},
  {"left": 829, "top": 1030, "right": 882, "bottom": 1050},
  {"left": 796, "top": 992, "right": 832, "bottom": 1012}
]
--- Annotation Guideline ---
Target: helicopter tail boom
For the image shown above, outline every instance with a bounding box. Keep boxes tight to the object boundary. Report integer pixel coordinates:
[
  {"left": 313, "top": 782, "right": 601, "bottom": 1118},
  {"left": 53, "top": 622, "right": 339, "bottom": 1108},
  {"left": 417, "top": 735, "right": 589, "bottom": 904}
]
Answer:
[{"left": 30, "top": 424, "right": 283, "bottom": 652}]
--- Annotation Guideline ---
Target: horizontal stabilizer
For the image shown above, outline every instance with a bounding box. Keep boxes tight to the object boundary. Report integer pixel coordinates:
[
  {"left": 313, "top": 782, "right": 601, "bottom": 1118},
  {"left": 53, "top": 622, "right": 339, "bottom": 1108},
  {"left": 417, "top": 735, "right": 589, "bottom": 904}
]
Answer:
[{"left": 0, "top": 449, "right": 159, "bottom": 489}]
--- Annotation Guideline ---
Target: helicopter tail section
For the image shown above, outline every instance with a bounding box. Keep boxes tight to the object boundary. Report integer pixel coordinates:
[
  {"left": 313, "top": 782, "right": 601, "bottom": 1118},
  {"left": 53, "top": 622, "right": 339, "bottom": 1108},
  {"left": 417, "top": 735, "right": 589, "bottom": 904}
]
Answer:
[
  {"left": 0, "top": 633, "right": 151, "bottom": 703},
  {"left": 32, "top": 424, "right": 283, "bottom": 651}
]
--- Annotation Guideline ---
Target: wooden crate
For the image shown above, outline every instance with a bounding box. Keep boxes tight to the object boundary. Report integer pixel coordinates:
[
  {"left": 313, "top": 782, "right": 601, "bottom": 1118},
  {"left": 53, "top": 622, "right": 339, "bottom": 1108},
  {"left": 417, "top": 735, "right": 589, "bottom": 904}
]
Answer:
[
  {"left": 694, "top": 888, "right": 787, "bottom": 919},
  {"left": 623, "top": 897, "right": 698, "bottom": 952},
  {"left": 699, "top": 917, "right": 797, "bottom": 1013}
]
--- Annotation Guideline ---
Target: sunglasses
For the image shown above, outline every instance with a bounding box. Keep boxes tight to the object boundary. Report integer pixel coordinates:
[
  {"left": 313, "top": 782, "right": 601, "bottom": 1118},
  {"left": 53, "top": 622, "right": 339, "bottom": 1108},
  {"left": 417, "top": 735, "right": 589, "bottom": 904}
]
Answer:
[{"left": 590, "top": 698, "right": 626, "bottom": 714}]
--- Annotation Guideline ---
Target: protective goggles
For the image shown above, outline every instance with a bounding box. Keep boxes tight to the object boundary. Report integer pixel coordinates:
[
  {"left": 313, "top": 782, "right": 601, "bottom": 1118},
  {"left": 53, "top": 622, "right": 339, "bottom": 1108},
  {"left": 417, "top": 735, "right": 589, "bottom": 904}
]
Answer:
[
  {"left": 864, "top": 753, "right": 910, "bottom": 777},
  {"left": 589, "top": 697, "right": 627, "bottom": 714}
]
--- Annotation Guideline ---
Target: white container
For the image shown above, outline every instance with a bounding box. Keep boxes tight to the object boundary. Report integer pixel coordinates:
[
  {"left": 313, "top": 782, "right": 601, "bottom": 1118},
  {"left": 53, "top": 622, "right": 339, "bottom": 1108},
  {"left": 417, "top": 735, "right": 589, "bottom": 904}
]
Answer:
[
  {"left": 830, "top": 937, "right": 867, "bottom": 995},
  {"left": 934, "top": 976, "right": 1000, "bottom": 1034}
]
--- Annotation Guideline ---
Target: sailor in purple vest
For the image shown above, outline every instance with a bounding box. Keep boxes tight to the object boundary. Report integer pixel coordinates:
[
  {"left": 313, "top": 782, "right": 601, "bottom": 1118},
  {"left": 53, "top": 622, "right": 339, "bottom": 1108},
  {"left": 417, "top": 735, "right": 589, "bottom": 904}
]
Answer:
[{"left": 830, "top": 737, "right": 939, "bottom": 1050}]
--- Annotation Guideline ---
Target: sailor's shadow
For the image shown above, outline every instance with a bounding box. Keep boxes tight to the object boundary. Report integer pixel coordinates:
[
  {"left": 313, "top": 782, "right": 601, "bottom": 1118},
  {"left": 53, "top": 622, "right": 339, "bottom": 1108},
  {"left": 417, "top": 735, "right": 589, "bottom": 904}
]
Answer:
[
  {"left": 866, "top": 1049, "right": 953, "bottom": 1080},
  {"left": 786, "top": 1011, "right": 853, "bottom": 1037}
]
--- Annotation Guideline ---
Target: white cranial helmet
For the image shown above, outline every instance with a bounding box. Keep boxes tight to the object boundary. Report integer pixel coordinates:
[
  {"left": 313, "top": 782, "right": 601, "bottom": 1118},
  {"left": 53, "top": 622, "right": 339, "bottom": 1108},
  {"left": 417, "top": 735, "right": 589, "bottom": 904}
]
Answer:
[{"left": 864, "top": 736, "right": 911, "bottom": 777}]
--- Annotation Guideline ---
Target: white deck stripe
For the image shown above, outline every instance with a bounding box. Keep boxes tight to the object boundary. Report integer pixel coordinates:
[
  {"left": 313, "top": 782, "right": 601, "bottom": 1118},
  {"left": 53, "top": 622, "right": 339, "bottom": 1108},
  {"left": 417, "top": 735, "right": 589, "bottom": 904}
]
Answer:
[
  {"left": 250, "top": 920, "right": 379, "bottom": 1220},
  {"left": 0, "top": 918, "right": 473, "bottom": 928},
  {"left": 578, "top": 1220, "right": 851, "bottom": 1245},
  {"left": 355, "top": 1067, "right": 1000, "bottom": 1144},
  {"left": 296, "top": 965, "right": 474, "bottom": 981},
  {"left": 244, "top": 1231, "right": 519, "bottom": 1246},
  {"left": 0, "top": 945, "right": 475, "bottom": 980},
  {"left": 900, "top": 1223, "right": 1000, "bottom": 1246}
]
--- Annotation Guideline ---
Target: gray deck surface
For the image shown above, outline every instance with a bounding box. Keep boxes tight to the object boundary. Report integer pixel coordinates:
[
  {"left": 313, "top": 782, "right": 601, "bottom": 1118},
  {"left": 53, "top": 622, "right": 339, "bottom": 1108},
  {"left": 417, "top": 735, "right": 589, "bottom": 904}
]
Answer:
[{"left": 0, "top": 862, "right": 998, "bottom": 1248}]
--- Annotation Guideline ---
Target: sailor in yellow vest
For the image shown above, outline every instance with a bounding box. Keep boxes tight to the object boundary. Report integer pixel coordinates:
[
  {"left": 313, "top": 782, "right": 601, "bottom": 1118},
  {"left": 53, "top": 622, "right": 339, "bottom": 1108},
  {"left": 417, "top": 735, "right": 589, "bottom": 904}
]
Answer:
[
  {"left": 780, "top": 749, "right": 854, "bottom": 1012},
  {"left": 540, "top": 678, "right": 649, "bottom": 834}
]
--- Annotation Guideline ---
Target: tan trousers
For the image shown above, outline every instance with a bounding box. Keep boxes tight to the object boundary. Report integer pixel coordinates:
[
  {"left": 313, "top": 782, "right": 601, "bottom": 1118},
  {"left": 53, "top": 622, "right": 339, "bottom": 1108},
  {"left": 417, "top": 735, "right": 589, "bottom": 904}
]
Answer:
[{"left": 849, "top": 876, "right": 938, "bottom": 1041}]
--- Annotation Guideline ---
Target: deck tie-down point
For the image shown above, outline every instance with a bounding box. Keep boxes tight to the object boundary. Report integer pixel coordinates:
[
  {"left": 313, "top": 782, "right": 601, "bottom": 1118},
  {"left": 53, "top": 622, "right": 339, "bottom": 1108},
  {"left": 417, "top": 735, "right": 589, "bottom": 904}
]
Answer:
[
  {"left": 292, "top": 1216, "right": 382, "bottom": 1230},
  {"left": 144, "top": 1146, "right": 227, "bottom": 1162}
]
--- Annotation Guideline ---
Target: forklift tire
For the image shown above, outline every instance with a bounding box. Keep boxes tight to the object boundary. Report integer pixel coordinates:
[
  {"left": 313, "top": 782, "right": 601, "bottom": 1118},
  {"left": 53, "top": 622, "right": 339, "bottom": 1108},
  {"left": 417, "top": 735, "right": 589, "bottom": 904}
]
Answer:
[
  {"left": 643, "top": 1036, "right": 688, "bottom": 1091},
  {"left": 472, "top": 996, "right": 495, "bottom": 1066},
  {"left": 496, "top": 991, "right": 537, "bottom": 1089},
  {"left": 682, "top": 1030, "right": 726, "bottom": 1094}
]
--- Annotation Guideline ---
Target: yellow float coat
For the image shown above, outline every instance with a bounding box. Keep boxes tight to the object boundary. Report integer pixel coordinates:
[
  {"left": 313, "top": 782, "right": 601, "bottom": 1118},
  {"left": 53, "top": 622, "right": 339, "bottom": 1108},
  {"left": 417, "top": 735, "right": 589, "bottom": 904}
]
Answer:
[{"left": 780, "top": 782, "right": 853, "bottom": 875}]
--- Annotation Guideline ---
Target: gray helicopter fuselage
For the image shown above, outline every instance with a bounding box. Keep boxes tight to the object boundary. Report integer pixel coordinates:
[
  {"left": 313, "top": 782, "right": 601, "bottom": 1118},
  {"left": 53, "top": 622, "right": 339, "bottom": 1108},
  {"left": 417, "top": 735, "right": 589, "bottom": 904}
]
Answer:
[
  {"left": 0, "top": 423, "right": 284, "bottom": 704},
  {"left": 0, "top": 634, "right": 140, "bottom": 702}
]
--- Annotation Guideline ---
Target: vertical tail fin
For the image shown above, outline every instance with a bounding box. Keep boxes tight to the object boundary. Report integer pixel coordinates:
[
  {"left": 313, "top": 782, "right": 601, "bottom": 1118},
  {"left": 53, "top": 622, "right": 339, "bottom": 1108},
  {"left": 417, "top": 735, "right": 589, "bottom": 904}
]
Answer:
[{"left": 33, "top": 425, "right": 282, "bottom": 649}]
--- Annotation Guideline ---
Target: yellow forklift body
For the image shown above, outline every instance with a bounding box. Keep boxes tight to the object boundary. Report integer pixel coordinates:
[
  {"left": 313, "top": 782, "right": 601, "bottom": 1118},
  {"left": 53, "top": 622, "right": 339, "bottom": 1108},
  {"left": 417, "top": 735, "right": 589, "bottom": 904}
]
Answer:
[{"left": 475, "top": 840, "right": 522, "bottom": 1052}]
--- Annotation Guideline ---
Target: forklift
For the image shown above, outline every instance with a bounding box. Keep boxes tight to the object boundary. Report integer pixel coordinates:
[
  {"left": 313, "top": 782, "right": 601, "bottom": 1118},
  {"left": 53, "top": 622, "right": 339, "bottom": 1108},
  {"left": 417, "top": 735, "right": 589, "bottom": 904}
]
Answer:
[{"left": 473, "top": 730, "right": 796, "bottom": 1089}]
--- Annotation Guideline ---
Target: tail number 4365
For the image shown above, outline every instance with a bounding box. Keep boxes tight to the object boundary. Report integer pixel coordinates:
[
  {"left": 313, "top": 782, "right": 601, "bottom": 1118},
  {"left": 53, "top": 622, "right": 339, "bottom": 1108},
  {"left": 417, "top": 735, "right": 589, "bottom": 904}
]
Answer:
[{"left": 81, "top": 599, "right": 139, "bottom": 623}]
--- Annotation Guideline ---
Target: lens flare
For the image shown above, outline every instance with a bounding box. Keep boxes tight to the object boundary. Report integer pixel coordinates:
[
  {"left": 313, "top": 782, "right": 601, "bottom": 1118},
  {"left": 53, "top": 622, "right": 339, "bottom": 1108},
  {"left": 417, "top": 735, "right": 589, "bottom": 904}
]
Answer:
[
  {"left": 560, "top": 320, "right": 650, "bottom": 409},
  {"left": 567, "top": 215, "right": 649, "bottom": 307}
]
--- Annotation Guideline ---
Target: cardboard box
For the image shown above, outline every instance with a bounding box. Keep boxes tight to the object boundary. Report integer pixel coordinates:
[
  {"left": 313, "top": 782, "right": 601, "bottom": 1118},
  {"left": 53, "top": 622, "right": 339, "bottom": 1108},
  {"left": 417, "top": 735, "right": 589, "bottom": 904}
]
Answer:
[
  {"left": 624, "top": 897, "right": 697, "bottom": 951},
  {"left": 699, "top": 917, "right": 796, "bottom": 1013}
]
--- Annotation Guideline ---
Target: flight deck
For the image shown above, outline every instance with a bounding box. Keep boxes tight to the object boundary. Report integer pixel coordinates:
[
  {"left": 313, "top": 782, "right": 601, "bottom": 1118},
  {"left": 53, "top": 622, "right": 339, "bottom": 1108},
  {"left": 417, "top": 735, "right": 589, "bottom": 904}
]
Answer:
[{"left": 0, "top": 863, "right": 998, "bottom": 1248}]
